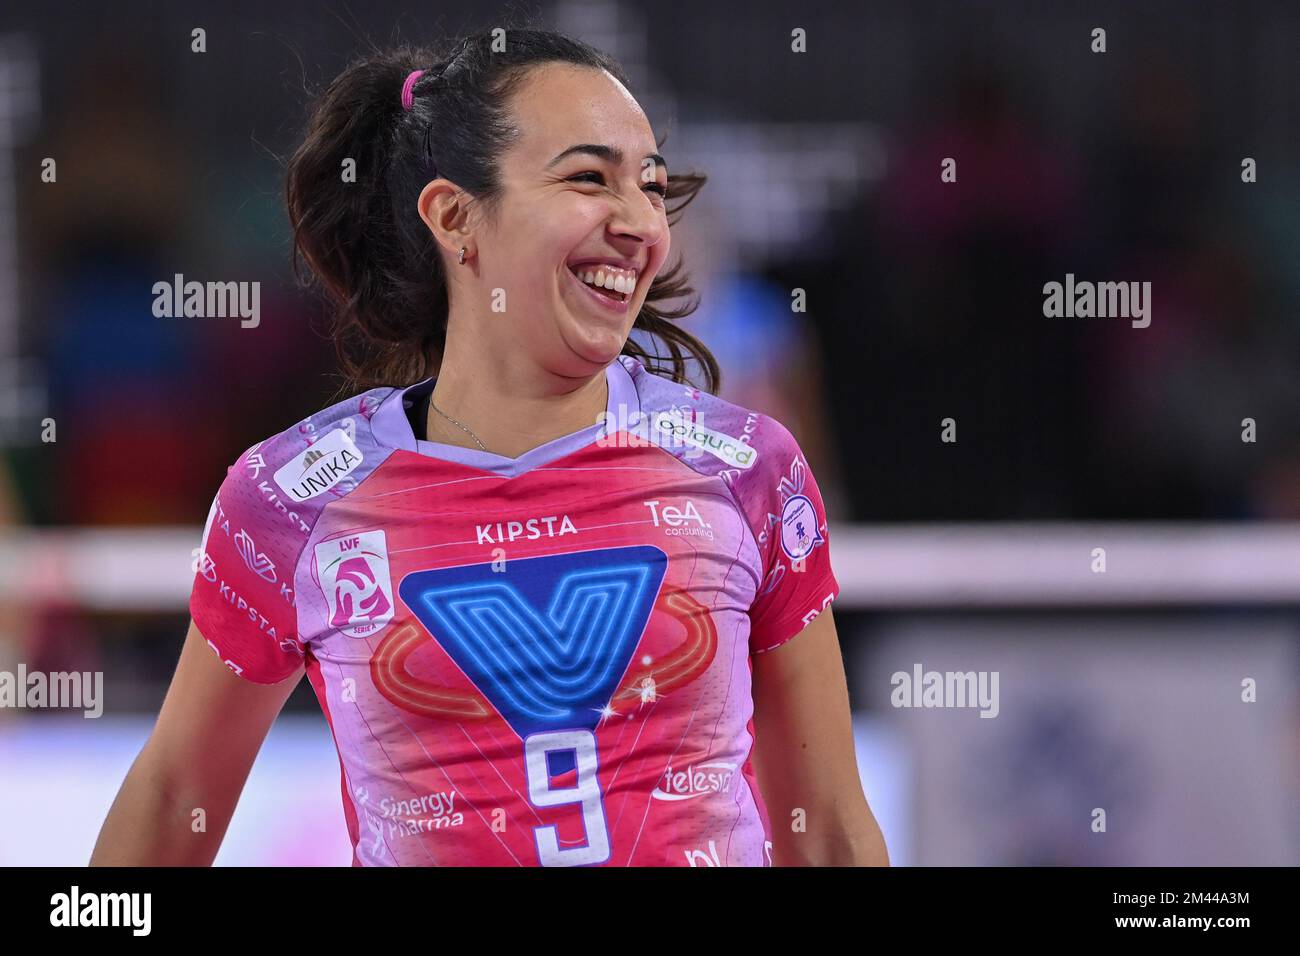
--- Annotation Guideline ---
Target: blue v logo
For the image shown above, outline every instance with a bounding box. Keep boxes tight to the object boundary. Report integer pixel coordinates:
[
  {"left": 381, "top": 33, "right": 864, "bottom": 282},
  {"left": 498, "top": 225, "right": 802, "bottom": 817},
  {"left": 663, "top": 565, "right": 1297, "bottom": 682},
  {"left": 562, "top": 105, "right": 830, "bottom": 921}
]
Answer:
[{"left": 399, "top": 546, "right": 667, "bottom": 761}]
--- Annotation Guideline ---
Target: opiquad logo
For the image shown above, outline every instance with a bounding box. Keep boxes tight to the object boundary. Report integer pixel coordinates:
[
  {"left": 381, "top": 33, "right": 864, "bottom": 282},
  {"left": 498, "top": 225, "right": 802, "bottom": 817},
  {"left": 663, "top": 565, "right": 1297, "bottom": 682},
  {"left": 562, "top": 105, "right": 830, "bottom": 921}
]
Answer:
[
  {"left": 651, "top": 410, "right": 758, "bottom": 469},
  {"left": 275, "top": 428, "right": 364, "bottom": 502},
  {"left": 315, "top": 530, "right": 394, "bottom": 638}
]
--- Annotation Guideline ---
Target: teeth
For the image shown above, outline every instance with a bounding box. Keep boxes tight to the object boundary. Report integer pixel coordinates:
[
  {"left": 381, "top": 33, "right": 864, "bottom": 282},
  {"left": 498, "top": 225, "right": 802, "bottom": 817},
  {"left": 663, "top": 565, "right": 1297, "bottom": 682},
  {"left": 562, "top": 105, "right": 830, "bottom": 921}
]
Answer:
[{"left": 573, "top": 264, "right": 637, "bottom": 298}]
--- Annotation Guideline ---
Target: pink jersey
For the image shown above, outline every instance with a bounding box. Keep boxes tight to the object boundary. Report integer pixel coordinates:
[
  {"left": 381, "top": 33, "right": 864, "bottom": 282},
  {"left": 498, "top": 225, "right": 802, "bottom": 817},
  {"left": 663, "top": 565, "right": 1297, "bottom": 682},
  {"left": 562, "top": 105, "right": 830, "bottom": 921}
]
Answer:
[{"left": 190, "top": 354, "right": 839, "bottom": 866}]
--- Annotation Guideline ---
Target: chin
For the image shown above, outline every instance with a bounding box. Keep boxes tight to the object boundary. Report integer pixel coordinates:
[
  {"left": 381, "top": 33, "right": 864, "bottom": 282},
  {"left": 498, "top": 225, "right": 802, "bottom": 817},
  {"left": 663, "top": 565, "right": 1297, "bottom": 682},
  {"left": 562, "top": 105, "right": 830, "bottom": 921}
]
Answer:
[
  {"left": 555, "top": 306, "right": 630, "bottom": 358},
  {"left": 564, "top": 329, "right": 627, "bottom": 369}
]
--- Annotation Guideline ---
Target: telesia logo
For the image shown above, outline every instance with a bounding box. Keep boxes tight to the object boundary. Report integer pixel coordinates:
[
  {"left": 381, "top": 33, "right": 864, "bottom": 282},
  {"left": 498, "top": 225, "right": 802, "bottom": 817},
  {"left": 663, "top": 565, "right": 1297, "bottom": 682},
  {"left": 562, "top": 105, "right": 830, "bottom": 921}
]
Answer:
[
  {"left": 315, "top": 530, "right": 394, "bottom": 638},
  {"left": 652, "top": 759, "right": 738, "bottom": 801}
]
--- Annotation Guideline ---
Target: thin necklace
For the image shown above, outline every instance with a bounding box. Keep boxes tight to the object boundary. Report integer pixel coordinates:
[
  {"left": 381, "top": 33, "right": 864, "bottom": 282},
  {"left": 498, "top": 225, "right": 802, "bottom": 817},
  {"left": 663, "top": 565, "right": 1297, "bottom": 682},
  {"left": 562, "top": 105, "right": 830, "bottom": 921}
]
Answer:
[
  {"left": 428, "top": 374, "right": 609, "bottom": 453},
  {"left": 428, "top": 396, "right": 489, "bottom": 452}
]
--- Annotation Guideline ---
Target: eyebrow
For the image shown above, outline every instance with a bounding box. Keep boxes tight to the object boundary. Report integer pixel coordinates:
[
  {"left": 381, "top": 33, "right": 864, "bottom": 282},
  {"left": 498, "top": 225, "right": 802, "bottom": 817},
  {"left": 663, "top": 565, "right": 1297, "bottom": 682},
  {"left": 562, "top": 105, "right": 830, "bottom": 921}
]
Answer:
[{"left": 547, "top": 143, "right": 667, "bottom": 173}]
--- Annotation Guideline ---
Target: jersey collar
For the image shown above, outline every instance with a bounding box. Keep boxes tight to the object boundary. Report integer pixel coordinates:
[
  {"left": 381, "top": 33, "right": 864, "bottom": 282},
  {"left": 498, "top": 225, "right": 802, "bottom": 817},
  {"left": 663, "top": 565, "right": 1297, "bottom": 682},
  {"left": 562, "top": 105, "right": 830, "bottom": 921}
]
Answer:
[{"left": 370, "top": 355, "right": 641, "bottom": 478}]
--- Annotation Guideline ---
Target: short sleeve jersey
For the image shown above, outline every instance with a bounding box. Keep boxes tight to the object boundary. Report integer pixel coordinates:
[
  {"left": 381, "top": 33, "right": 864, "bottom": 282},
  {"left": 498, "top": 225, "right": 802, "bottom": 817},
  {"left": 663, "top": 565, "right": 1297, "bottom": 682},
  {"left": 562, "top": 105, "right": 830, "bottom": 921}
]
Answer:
[{"left": 189, "top": 354, "right": 840, "bottom": 866}]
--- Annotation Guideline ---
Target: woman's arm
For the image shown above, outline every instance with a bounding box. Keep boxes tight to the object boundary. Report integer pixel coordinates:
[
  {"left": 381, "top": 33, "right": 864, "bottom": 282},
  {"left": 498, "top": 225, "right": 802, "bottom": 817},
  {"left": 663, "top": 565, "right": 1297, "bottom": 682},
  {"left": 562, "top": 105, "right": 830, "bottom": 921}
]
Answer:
[
  {"left": 89, "top": 619, "right": 303, "bottom": 865},
  {"left": 751, "top": 608, "right": 889, "bottom": 866}
]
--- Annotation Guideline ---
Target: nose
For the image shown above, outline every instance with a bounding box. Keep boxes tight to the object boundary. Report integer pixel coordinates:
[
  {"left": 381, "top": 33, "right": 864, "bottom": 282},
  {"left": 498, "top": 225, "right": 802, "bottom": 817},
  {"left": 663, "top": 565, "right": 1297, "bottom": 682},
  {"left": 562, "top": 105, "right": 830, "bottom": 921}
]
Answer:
[{"left": 608, "top": 187, "right": 668, "bottom": 253}]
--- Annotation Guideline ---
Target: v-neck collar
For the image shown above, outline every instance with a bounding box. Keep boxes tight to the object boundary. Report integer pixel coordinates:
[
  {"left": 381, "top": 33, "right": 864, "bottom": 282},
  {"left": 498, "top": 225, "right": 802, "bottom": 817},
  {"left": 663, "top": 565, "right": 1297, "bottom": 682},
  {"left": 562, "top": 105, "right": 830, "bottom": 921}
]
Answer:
[{"left": 370, "top": 355, "right": 642, "bottom": 478}]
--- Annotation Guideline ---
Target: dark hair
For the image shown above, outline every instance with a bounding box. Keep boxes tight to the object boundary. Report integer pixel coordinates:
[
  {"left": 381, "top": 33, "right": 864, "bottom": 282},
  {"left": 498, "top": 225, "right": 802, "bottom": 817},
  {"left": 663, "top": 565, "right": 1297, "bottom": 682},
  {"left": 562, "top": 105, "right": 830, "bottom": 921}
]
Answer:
[{"left": 285, "top": 27, "right": 720, "bottom": 398}]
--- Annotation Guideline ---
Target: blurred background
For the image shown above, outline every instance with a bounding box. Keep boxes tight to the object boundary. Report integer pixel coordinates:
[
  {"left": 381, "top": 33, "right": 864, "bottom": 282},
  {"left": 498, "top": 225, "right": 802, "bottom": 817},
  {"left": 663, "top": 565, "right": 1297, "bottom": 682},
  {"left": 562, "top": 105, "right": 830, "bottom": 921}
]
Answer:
[{"left": 0, "top": 0, "right": 1297, "bottom": 864}]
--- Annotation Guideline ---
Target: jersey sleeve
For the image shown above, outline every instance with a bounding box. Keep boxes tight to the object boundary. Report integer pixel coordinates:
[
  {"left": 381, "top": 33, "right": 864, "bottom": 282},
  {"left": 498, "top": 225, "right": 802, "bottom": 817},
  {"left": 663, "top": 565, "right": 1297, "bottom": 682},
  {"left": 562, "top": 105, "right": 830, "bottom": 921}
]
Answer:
[
  {"left": 740, "top": 415, "right": 841, "bottom": 655},
  {"left": 189, "top": 443, "right": 307, "bottom": 683}
]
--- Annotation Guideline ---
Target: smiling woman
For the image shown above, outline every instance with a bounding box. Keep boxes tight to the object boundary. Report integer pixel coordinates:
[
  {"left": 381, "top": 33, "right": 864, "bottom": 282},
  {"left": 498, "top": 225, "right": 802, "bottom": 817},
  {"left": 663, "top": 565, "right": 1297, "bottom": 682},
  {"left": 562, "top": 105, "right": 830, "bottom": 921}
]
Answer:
[
  {"left": 286, "top": 28, "right": 714, "bottom": 402},
  {"left": 91, "top": 24, "right": 886, "bottom": 870}
]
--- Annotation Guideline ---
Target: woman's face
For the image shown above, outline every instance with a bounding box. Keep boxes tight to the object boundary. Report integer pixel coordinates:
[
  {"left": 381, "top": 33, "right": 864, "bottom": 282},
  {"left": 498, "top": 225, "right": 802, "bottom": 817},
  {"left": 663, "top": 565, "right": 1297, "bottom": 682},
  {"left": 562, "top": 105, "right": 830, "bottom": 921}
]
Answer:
[{"left": 474, "top": 63, "right": 671, "bottom": 374}]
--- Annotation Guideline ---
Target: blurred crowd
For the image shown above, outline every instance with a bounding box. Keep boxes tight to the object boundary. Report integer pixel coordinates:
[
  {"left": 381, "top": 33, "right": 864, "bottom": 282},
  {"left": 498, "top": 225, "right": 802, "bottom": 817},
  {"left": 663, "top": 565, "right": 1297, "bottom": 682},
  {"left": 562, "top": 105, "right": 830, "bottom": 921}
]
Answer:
[
  {"left": 1, "top": 33, "right": 1293, "bottom": 535},
  {"left": 788, "top": 53, "right": 1300, "bottom": 523},
  {"left": 0, "top": 7, "right": 1297, "bottom": 699}
]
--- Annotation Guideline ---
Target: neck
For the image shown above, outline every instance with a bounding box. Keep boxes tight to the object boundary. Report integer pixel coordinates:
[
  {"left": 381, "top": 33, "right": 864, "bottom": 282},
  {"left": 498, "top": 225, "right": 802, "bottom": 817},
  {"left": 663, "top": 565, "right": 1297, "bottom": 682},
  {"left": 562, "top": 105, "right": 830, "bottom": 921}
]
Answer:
[{"left": 426, "top": 351, "right": 611, "bottom": 458}]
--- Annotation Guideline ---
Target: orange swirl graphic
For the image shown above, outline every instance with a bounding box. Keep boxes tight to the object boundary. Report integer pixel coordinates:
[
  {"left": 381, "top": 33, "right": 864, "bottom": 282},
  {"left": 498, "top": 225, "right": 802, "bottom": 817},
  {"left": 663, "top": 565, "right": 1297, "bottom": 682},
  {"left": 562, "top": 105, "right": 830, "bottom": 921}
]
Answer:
[
  {"left": 370, "top": 620, "right": 493, "bottom": 720},
  {"left": 609, "top": 586, "right": 716, "bottom": 711}
]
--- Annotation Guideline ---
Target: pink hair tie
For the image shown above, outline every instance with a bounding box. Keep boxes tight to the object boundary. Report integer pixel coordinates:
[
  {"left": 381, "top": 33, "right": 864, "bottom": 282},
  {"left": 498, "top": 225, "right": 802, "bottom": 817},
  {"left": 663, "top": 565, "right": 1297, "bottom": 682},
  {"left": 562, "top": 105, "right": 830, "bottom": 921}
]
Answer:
[{"left": 400, "top": 69, "right": 425, "bottom": 111}]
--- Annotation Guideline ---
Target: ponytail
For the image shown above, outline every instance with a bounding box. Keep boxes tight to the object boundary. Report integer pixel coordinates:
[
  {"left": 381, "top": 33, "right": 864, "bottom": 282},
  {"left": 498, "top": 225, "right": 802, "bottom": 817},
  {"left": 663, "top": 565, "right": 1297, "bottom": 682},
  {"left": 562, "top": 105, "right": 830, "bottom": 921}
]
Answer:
[{"left": 285, "top": 28, "right": 720, "bottom": 397}]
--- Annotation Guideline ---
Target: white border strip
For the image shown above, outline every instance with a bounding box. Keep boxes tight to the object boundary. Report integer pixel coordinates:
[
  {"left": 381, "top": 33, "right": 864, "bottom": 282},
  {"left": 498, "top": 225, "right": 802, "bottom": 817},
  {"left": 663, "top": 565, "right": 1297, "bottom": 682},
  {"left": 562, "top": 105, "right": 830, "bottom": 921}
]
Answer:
[
  {"left": 832, "top": 523, "right": 1300, "bottom": 605},
  {"left": 0, "top": 523, "right": 1298, "bottom": 610}
]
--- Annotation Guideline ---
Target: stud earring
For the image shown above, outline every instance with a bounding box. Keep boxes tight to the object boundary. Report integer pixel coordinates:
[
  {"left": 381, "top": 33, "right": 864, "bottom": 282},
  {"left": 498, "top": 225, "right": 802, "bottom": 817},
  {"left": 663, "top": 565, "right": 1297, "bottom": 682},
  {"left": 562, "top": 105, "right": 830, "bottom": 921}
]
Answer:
[{"left": 458, "top": 247, "right": 467, "bottom": 265}]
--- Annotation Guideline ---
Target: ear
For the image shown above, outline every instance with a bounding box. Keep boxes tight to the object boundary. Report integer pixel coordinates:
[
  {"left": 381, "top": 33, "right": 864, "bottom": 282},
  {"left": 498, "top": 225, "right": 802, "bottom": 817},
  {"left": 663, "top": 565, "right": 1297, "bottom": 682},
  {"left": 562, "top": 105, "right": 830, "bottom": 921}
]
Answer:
[{"left": 417, "top": 178, "right": 473, "bottom": 260}]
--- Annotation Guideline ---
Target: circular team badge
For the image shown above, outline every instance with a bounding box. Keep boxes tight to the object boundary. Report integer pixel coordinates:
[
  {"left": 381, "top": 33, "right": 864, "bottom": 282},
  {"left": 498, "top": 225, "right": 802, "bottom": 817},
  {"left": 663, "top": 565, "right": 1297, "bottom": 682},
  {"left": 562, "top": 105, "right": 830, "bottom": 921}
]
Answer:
[{"left": 779, "top": 494, "right": 823, "bottom": 561}]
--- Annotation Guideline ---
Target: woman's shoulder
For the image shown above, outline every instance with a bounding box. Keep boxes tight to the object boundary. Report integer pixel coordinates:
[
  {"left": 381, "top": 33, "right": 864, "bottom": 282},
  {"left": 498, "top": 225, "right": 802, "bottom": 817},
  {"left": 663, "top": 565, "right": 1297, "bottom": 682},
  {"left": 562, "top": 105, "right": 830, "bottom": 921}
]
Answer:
[
  {"left": 209, "top": 384, "right": 402, "bottom": 520},
  {"left": 627, "top": 356, "right": 803, "bottom": 481},
  {"left": 249, "top": 383, "right": 395, "bottom": 465}
]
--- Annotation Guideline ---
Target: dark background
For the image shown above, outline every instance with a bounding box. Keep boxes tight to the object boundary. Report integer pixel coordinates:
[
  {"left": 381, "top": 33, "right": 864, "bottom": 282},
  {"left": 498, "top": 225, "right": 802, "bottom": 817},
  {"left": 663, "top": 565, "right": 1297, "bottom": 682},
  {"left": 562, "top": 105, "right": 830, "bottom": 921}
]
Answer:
[{"left": 2, "top": 0, "right": 1297, "bottom": 529}]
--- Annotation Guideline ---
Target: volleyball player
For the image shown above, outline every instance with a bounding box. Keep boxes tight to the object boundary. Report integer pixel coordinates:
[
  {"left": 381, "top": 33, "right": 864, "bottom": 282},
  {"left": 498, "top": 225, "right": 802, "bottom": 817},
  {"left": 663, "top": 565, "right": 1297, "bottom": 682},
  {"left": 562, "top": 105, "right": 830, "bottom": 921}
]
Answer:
[{"left": 91, "top": 29, "right": 888, "bottom": 867}]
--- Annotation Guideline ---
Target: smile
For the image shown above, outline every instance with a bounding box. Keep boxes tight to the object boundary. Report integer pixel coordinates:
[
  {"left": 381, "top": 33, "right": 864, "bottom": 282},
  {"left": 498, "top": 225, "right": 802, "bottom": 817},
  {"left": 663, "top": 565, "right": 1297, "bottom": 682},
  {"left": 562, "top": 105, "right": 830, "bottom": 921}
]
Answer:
[{"left": 566, "top": 264, "right": 633, "bottom": 314}]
